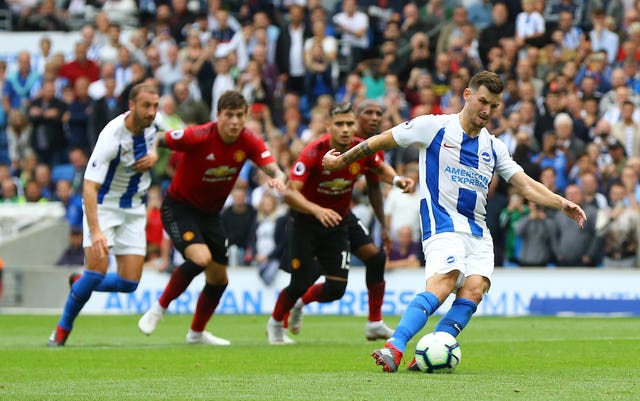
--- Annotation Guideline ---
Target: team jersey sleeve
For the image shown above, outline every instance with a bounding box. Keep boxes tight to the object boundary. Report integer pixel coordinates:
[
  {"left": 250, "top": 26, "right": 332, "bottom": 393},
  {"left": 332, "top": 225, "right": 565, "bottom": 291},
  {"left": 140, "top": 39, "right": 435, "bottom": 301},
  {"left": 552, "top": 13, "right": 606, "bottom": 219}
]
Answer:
[
  {"left": 165, "top": 123, "right": 211, "bottom": 151},
  {"left": 290, "top": 147, "right": 314, "bottom": 183},
  {"left": 84, "top": 124, "right": 120, "bottom": 184},
  {"left": 246, "top": 132, "right": 276, "bottom": 167},
  {"left": 391, "top": 114, "right": 446, "bottom": 148},
  {"left": 492, "top": 137, "right": 524, "bottom": 182}
]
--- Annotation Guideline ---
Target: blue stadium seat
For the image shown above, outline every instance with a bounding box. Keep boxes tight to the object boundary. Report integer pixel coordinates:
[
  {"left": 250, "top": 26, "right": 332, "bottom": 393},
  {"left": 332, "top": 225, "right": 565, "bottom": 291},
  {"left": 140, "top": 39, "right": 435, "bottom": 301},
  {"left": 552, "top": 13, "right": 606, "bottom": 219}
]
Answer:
[{"left": 51, "top": 164, "right": 75, "bottom": 183}]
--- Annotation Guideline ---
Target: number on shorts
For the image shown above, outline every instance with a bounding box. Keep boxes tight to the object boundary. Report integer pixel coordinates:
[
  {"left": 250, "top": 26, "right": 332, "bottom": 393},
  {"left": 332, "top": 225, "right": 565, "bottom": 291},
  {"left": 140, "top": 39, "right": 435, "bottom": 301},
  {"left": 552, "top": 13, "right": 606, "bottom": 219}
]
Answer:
[{"left": 340, "top": 251, "right": 351, "bottom": 270}]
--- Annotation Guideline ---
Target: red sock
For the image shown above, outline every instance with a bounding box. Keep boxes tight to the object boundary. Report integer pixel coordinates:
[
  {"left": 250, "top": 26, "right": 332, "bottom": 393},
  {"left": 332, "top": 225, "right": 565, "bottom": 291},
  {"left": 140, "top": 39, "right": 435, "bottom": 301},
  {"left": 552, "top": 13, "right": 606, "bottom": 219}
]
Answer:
[
  {"left": 190, "top": 284, "right": 226, "bottom": 332},
  {"left": 158, "top": 267, "right": 193, "bottom": 309},
  {"left": 55, "top": 325, "right": 70, "bottom": 342},
  {"left": 367, "top": 281, "right": 385, "bottom": 322},
  {"left": 272, "top": 290, "right": 296, "bottom": 321},
  {"left": 282, "top": 311, "right": 290, "bottom": 328},
  {"left": 301, "top": 282, "right": 326, "bottom": 304}
]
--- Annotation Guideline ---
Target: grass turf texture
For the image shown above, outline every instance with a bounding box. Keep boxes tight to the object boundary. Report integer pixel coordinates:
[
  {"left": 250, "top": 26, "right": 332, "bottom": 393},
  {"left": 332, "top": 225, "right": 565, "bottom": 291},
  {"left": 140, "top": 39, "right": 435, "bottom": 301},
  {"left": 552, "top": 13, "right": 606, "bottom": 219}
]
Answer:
[{"left": 1, "top": 315, "right": 638, "bottom": 400}]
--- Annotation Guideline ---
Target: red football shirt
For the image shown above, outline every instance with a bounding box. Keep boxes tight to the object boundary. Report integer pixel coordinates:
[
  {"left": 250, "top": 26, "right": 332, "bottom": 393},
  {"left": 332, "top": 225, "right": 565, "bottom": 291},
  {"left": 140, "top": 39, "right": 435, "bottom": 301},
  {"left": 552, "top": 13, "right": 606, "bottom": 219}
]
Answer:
[
  {"left": 165, "top": 122, "right": 275, "bottom": 213},
  {"left": 290, "top": 133, "right": 382, "bottom": 219}
]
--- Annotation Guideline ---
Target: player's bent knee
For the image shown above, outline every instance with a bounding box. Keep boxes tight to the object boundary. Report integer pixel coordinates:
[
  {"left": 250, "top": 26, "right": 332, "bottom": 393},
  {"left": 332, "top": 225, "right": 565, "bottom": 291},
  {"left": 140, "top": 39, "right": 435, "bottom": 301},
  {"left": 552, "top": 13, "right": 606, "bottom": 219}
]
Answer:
[
  {"left": 365, "top": 250, "right": 386, "bottom": 283},
  {"left": 119, "top": 280, "right": 139, "bottom": 293},
  {"left": 323, "top": 280, "right": 347, "bottom": 301}
]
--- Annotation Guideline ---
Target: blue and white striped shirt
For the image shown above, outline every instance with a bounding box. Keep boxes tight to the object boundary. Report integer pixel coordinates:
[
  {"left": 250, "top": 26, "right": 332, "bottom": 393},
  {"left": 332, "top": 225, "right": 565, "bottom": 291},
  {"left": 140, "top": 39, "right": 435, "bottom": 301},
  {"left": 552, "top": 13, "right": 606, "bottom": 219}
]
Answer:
[
  {"left": 85, "top": 113, "right": 157, "bottom": 209},
  {"left": 392, "top": 114, "right": 523, "bottom": 241}
]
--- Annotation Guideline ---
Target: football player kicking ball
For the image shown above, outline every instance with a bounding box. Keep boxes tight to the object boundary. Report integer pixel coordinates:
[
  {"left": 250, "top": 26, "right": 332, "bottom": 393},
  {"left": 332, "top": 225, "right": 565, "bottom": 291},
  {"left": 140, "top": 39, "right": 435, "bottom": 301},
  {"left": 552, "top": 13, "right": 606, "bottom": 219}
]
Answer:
[
  {"left": 286, "top": 100, "right": 397, "bottom": 341},
  {"left": 138, "top": 90, "right": 286, "bottom": 345},
  {"left": 322, "top": 71, "right": 587, "bottom": 371},
  {"left": 266, "top": 101, "right": 414, "bottom": 344},
  {"left": 48, "top": 84, "right": 160, "bottom": 346}
]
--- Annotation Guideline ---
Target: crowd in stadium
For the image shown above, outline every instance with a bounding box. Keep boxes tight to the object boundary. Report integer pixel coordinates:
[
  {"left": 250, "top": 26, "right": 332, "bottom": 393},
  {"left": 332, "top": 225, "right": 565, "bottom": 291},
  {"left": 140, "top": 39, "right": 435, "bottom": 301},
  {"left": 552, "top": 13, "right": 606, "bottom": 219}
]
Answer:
[{"left": 1, "top": 0, "right": 640, "bottom": 272}]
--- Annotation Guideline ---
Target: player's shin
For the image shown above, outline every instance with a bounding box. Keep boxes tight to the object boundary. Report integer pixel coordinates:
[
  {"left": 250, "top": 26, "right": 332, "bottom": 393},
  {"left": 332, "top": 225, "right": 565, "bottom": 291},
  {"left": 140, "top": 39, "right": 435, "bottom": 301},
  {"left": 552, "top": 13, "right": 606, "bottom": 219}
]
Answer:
[
  {"left": 433, "top": 298, "right": 477, "bottom": 337},
  {"left": 58, "top": 270, "right": 105, "bottom": 330},
  {"left": 389, "top": 291, "right": 440, "bottom": 353},
  {"left": 365, "top": 250, "right": 387, "bottom": 322},
  {"left": 158, "top": 259, "right": 203, "bottom": 308},
  {"left": 190, "top": 283, "right": 227, "bottom": 331}
]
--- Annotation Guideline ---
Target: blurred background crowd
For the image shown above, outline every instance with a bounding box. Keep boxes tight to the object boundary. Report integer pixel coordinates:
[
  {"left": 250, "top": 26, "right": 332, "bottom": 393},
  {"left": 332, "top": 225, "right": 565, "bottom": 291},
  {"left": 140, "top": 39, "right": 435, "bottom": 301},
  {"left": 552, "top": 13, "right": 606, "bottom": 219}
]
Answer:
[{"left": 1, "top": 0, "right": 640, "bottom": 279}]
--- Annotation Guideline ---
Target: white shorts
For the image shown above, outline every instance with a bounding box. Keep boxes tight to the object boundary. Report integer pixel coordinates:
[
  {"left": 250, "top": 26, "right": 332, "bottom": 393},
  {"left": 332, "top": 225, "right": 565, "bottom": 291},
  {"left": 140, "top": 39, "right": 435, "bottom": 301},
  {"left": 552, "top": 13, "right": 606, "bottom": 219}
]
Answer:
[
  {"left": 83, "top": 204, "right": 147, "bottom": 256},
  {"left": 422, "top": 232, "right": 494, "bottom": 291}
]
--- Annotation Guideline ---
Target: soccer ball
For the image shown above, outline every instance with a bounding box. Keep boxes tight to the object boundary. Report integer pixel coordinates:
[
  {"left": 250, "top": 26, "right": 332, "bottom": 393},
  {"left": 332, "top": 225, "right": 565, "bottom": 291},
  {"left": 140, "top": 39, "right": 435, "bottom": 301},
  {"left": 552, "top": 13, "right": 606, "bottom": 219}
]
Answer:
[{"left": 414, "top": 331, "right": 462, "bottom": 373}]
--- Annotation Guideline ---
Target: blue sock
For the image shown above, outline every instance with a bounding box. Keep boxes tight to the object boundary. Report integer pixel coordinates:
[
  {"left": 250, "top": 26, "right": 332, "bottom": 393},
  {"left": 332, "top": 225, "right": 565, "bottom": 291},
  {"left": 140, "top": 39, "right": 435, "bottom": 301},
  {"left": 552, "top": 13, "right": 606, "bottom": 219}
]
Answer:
[
  {"left": 388, "top": 291, "right": 440, "bottom": 353},
  {"left": 58, "top": 270, "right": 104, "bottom": 331},
  {"left": 94, "top": 273, "right": 139, "bottom": 292},
  {"left": 434, "top": 298, "right": 477, "bottom": 338}
]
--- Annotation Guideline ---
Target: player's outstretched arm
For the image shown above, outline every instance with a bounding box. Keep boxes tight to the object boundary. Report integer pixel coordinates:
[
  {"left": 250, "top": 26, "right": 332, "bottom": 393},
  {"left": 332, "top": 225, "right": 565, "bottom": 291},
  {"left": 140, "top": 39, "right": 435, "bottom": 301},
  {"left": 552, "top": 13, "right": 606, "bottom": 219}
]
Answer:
[
  {"left": 259, "top": 161, "right": 287, "bottom": 193},
  {"left": 509, "top": 171, "right": 587, "bottom": 228},
  {"left": 373, "top": 161, "right": 415, "bottom": 193},
  {"left": 322, "top": 130, "right": 399, "bottom": 171}
]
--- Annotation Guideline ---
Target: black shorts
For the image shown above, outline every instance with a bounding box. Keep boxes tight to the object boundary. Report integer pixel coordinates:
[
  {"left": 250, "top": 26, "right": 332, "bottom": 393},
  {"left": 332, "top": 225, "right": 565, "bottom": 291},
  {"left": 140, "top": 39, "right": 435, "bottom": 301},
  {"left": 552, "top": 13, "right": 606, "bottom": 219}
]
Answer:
[
  {"left": 161, "top": 196, "right": 228, "bottom": 265},
  {"left": 287, "top": 212, "right": 350, "bottom": 280},
  {"left": 344, "top": 211, "right": 374, "bottom": 251}
]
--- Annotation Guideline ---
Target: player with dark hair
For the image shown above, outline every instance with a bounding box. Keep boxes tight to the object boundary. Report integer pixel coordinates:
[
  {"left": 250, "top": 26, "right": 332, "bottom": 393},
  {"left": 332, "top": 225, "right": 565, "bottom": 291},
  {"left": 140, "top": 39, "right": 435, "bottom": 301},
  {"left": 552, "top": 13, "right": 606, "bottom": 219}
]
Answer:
[
  {"left": 48, "top": 83, "right": 160, "bottom": 346},
  {"left": 138, "top": 90, "right": 286, "bottom": 345},
  {"left": 323, "top": 71, "right": 587, "bottom": 372},
  {"left": 266, "top": 101, "right": 414, "bottom": 344},
  {"left": 287, "top": 99, "right": 396, "bottom": 340}
]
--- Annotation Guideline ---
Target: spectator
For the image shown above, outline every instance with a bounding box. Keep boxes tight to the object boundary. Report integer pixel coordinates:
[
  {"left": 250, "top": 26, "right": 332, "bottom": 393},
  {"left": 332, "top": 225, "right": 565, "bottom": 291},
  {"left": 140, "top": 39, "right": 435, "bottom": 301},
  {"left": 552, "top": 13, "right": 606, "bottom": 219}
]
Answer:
[
  {"left": 333, "top": 0, "right": 370, "bottom": 68},
  {"left": 55, "top": 226, "right": 85, "bottom": 267},
  {"left": 514, "top": 201, "right": 556, "bottom": 267},
  {"left": 18, "top": 0, "right": 69, "bottom": 32},
  {"left": 588, "top": 7, "right": 620, "bottom": 64},
  {"left": 478, "top": 2, "right": 515, "bottom": 66},
  {"left": 155, "top": 43, "right": 183, "bottom": 95},
  {"left": 55, "top": 178, "right": 83, "bottom": 229},
  {"left": 250, "top": 191, "right": 286, "bottom": 286},
  {"left": 173, "top": 80, "right": 210, "bottom": 125},
  {"left": 535, "top": 131, "right": 571, "bottom": 193},
  {"left": 555, "top": 112, "right": 586, "bottom": 164},
  {"left": 500, "top": 188, "right": 530, "bottom": 265},
  {"left": 89, "top": 76, "right": 119, "bottom": 149},
  {"left": 98, "top": 23, "right": 123, "bottom": 65},
  {"left": 436, "top": 6, "right": 469, "bottom": 57},
  {"left": 384, "top": 161, "right": 420, "bottom": 242},
  {"left": 515, "top": 0, "right": 546, "bottom": 52},
  {"left": 24, "top": 179, "right": 47, "bottom": 202},
  {"left": 275, "top": 4, "right": 311, "bottom": 95},
  {"left": 210, "top": 56, "right": 235, "bottom": 121},
  {"left": 579, "top": 171, "right": 609, "bottom": 210},
  {"left": 551, "top": 184, "right": 600, "bottom": 266},
  {"left": 154, "top": 95, "right": 185, "bottom": 185},
  {"left": 27, "top": 80, "right": 68, "bottom": 167},
  {"left": 6, "top": 109, "right": 33, "bottom": 171},
  {"left": 0, "top": 177, "right": 24, "bottom": 203},
  {"left": 33, "top": 163, "right": 53, "bottom": 200},
  {"left": 88, "top": 62, "right": 121, "bottom": 101},
  {"left": 596, "top": 181, "right": 640, "bottom": 267},
  {"left": 612, "top": 100, "right": 640, "bottom": 158},
  {"left": 221, "top": 185, "right": 257, "bottom": 267},
  {"left": 385, "top": 225, "right": 423, "bottom": 270},
  {"left": 3, "top": 51, "right": 40, "bottom": 112},
  {"left": 66, "top": 77, "right": 92, "bottom": 153},
  {"left": 238, "top": 59, "right": 269, "bottom": 106},
  {"left": 58, "top": 41, "right": 100, "bottom": 88},
  {"left": 68, "top": 147, "right": 87, "bottom": 196}
]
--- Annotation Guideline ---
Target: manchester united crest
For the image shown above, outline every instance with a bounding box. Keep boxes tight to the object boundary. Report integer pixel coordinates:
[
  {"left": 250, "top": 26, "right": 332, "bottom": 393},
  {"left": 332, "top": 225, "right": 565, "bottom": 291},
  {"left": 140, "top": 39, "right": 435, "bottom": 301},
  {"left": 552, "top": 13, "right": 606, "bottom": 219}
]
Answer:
[
  {"left": 233, "top": 150, "right": 246, "bottom": 163},
  {"left": 348, "top": 163, "right": 361, "bottom": 175}
]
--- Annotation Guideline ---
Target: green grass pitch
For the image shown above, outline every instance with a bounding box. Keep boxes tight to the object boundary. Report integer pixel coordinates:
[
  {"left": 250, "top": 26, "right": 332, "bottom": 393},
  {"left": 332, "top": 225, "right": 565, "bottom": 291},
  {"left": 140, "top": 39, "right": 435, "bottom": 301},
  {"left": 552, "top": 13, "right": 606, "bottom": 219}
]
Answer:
[{"left": 1, "top": 314, "right": 638, "bottom": 400}]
